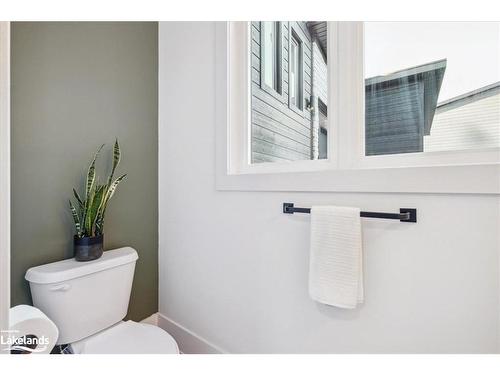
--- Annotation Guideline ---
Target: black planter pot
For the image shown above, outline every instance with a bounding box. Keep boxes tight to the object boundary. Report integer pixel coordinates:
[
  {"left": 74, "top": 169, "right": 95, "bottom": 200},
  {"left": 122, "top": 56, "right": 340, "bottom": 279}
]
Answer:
[{"left": 74, "top": 235, "right": 104, "bottom": 262}]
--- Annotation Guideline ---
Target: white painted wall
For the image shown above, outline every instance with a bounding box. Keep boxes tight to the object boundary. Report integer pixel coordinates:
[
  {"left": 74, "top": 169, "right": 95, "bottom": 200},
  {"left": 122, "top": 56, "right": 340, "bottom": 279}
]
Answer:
[
  {"left": 159, "top": 22, "right": 500, "bottom": 353},
  {"left": 0, "top": 22, "right": 10, "bottom": 353}
]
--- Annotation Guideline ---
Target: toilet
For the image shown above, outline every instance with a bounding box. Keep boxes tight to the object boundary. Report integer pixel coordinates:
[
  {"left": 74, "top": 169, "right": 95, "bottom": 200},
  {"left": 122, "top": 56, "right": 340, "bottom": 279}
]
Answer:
[{"left": 25, "top": 247, "right": 179, "bottom": 354}]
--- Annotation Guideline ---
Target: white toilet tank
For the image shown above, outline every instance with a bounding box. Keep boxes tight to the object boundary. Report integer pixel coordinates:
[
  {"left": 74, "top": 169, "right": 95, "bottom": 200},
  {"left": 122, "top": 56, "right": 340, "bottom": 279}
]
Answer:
[{"left": 25, "top": 247, "right": 138, "bottom": 345}]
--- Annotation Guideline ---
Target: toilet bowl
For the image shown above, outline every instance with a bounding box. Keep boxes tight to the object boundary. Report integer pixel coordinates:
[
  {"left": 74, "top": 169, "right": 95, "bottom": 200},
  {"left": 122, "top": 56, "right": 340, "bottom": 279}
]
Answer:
[
  {"left": 71, "top": 321, "right": 179, "bottom": 354},
  {"left": 25, "top": 247, "right": 179, "bottom": 354}
]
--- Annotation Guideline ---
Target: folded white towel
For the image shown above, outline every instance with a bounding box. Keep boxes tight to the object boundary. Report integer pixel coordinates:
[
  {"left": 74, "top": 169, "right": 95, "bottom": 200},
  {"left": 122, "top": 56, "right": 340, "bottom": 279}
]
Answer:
[{"left": 309, "top": 206, "right": 364, "bottom": 308}]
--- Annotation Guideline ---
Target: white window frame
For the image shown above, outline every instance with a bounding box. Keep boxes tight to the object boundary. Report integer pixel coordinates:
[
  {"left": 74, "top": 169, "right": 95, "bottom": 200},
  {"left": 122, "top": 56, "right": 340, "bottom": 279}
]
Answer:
[
  {"left": 356, "top": 22, "right": 500, "bottom": 169},
  {"left": 288, "top": 24, "right": 305, "bottom": 114},
  {"left": 289, "top": 34, "right": 299, "bottom": 106},
  {"left": 260, "top": 21, "right": 283, "bottom": 98},
  {"left": 215, "top": 21, "right": 500, "bottom": 194}
]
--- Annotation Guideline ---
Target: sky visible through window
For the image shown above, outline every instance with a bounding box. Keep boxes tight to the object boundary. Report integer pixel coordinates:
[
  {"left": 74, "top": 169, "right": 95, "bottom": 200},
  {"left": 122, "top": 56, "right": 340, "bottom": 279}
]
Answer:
[{"left": 364, "top": 22, "right": 500, "bottom": 102}]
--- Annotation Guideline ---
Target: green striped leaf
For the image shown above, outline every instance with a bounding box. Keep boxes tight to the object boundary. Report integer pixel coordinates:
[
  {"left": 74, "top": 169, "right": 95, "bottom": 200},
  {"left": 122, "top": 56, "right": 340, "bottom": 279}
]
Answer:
[
  {"left": 85, "top": 144, "right": 104, "bottom": 199},
  {"left": 73, "top": 188, "right": 85, "bottom": 210},
  {"left": 89, "top": 184, "right": 107, "bottom": 235},
  {"left": 107, "top": 139, "right": 121, "bottom": 186},
  {"left": 84, "top": 185, "right": 96, "bottom": 235},
  {"left": 69, "top": 200, "right": 82, "bottom": 237},
  {"left": 106, "top": 174, "right": 127, "bottom": 200},
  {"left": 99, "top": 174, "right": 127, "bottom": 225}
]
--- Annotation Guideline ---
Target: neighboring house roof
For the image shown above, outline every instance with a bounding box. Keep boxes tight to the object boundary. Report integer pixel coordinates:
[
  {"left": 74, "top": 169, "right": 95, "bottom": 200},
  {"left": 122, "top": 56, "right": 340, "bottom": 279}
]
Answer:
[
  {"left": 306, "top": 22, "right": 327, "bottom": 59},
  {"left": 424, "top": 82, "right": 500, "bottom": 152},
  {"left": 436, "top": 81, "right": 500, "bottom": 109},
  {"left": 305, "top": 25, "right": 447, "bottom": 139},
  {"left": 365, "top": 59, "right": 447, "bottom": 136}
]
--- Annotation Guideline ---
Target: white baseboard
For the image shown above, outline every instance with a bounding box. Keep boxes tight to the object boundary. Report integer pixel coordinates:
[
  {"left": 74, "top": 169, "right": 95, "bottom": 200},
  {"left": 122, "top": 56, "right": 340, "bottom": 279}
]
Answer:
[{"left": 157, "top": 313, "right": 226, "bottom": 354}]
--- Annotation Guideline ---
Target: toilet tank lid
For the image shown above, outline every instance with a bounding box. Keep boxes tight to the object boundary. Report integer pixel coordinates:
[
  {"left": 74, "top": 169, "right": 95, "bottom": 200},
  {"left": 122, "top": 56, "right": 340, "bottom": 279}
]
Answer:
[{"left": 25, "top": 247, "right": 138, "bottom": 284}]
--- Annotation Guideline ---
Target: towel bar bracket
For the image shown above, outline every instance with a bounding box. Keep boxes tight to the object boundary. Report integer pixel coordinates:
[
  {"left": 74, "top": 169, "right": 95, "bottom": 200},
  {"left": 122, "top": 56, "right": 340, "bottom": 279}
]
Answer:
[
  {"left": 399, "top": 208, "right": 417, "bottom": 223},
  {"left": 283, "top": 203, "right": 417, "bottom": 223}
]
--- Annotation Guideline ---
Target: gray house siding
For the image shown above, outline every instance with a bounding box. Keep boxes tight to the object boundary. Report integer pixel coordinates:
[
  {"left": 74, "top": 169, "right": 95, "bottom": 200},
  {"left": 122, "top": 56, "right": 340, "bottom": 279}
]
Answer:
[
  {"left": 312, "top": 42, "right": 327, "bottom": 105},
  {"left": 365, "top": 80, "right": 425, "bottom": 155},
  {"left": 424, "top": 83, "right": 500, "bottom": 152},
  {"left": 365, "top": 60, "right": 446, "bottom": 156},
  {"left": 251, "top": 21, "right": 313, "bottom": 163}
]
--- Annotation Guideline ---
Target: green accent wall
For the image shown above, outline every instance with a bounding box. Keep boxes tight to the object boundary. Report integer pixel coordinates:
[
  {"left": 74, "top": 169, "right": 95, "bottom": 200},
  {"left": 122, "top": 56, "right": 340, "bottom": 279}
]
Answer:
[{"left": 10, "top": 22, "right": 158, "bottom": 321}]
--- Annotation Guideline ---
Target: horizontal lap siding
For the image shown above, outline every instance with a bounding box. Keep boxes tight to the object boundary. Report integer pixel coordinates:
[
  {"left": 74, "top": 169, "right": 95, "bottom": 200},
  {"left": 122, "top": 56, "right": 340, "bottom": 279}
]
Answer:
[
  {"left": 365, "top": 81, "right": 425, "bottom": 155},
  {"left": 251, "top": 21, "right": 313, "bottom": 163},
  {"left": 313, "top": 42, "right": 328, "bottom": 106},
  {"left": 424, "top": 90, "right": 500, "bottom": 152},
  {"left": 252, "top": 109, "right": 310, "bottom": 145}
]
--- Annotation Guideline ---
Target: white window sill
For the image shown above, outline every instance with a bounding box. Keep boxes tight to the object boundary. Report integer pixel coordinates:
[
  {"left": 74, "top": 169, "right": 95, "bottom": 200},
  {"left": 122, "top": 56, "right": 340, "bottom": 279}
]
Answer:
[{"left": 216, "top": 163, "right": 500, "bottom": 194}]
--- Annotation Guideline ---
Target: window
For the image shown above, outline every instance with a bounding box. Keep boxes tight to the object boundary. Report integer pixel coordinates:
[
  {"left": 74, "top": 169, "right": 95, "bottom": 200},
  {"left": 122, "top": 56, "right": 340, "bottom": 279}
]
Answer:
[
  {"left": 250, "top": 21, "right": 328, "bottom": 164},
  {"left": 289, "top": 31, "right": 303, "bottom": 109},
  {"left": 364, "top": 22, "right": 500, "bottom": 157},
  {"left": 318, "top": 99, "right": 328, "bottom": 159},
  {"left": 260, "top": 21, "right": 282, "bottom": 94},
  {"left": 216, "top": 22, "right": 499, "bottom": 193}
]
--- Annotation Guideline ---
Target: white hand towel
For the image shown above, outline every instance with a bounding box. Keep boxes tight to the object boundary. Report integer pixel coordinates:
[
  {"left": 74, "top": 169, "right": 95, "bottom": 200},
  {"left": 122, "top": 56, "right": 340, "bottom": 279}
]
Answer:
[{"left": 309, "top": 206, "right": 364, "bottom": 308}]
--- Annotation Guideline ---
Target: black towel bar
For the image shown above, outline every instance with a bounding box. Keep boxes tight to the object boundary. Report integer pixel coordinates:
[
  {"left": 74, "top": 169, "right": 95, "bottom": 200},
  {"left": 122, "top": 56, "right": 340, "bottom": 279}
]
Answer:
[{"left": 283, "top": 203, "right": 417, "bottom": 223}]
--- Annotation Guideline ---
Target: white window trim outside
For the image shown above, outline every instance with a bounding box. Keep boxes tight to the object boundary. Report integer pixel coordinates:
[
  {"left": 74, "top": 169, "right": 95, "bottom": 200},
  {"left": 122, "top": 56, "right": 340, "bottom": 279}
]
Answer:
[
  {"left": 259, "top": 21, "right": 285, "bottom": 103},
  {"left": 288, "top": 23, "right": 305, "bottom": 114},
  {"left": 0, "top": 21, "right": 11, "bottom": 352},
  {"left": 215, "top": 21, "right": 500, "bottom": 194}
]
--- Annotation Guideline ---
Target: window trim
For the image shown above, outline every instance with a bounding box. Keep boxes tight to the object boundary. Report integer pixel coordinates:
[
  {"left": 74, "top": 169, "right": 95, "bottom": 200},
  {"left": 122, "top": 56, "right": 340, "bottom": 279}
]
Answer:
[
  {"left": 351, "top": 22, "right": 500, "bottom": 169},
  {"left": 258, "top": 21, "right": 286, "bottom": 104},
  {"left": 215, "top": 21, "right": 500, "bottom": 194},
  {"left": 288, "top": 24, "right": 305, "bottom": 114}
]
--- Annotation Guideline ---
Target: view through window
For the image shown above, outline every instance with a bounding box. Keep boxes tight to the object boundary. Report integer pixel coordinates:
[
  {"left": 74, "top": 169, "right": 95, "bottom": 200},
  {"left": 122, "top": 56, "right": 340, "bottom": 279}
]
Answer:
[
  {"left": 250, "top": 21, "right": 328, "bottom": 164},
  {"left": 364, "top": 22, "right": 500, "bottom": 156}
]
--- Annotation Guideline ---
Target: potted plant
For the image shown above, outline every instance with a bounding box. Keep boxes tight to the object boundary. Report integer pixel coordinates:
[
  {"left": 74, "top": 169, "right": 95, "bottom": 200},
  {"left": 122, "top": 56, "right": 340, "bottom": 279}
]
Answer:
[{"left": 69, "top": 140, "right": 126, "bottom": 261}]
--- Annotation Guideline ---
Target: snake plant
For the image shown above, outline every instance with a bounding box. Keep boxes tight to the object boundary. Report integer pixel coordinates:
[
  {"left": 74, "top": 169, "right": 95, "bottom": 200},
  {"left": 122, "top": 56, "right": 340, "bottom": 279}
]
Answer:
[{"left": 69, "top": 140, "right": 127, "bottom": 238}]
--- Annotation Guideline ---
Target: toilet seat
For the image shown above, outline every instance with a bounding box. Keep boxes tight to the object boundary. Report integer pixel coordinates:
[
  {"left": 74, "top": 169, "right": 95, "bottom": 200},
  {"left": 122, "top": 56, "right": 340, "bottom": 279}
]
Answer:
[{"left": 72, "top": 321, "right": 179, "bottom": 354}]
